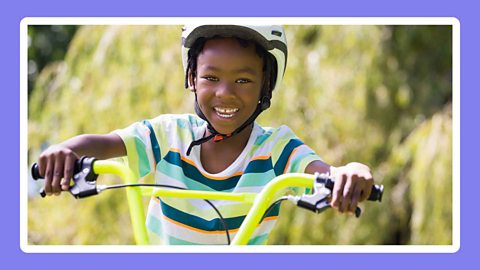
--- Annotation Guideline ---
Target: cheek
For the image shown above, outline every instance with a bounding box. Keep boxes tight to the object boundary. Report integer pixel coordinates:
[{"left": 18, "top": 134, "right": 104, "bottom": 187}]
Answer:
[
  {"left": 242, "top": 90, "right": 262, "bottom": 112},
  {"left": 195, "top": 77, "right": 216, "bottom": 91},
  {"left": 194, "top": 87, "right": 212, "bottom": 110},
  {"left": 250, "top": 85, "right": 263, "bottom": 102}
]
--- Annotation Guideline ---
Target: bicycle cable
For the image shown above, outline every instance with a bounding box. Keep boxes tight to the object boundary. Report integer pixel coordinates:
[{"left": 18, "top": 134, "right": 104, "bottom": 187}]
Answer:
[
  {"left": 103, "top": 183, "right": 231, "bottom": 245},
  {"left": 262, "top": 197, "right": 288, "bottom": 220}
]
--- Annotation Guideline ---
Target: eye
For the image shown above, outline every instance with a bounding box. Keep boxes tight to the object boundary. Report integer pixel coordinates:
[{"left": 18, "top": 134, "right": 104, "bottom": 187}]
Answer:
[
  {"left": 236, "top": 78, "right": 252, "bottom": 84},
  {"left": 201, "top": 76, "right": 218, "bottom": 82}
]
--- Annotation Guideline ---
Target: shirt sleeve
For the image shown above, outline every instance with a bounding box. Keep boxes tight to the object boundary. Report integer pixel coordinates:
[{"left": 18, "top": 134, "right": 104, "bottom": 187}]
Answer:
[
  {"left": 270, "top": 126, "right": 323, "bottom": 196},
  {"left": 271, "top": 125, "right": 323, "bottom": 175},
  {"left": 113, "top": 121, "right": 158, "bottom": 179},
  {"left": 286, "top": 146, "right": 323, "bottom": 174}
]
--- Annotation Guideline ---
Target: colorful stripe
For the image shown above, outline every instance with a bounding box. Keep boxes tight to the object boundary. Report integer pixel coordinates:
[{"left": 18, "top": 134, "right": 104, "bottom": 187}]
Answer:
[
  {"left": 157, "top": 198, "right": 280, "bottom": 233},
  {"left": 163, "top": 150, "right": 242, "bottom": 191},
  {"left": 244, "top": 156, "right": 273, "bottom": 174},
  {"left": 143, "top": 120, "right": 161, "bottom": 164},
  {"left": 114, "top": 114, "right": 321, "bottom": 245},
  {"left": 273, "top": 138, "right": 304, "bottom": 176}
]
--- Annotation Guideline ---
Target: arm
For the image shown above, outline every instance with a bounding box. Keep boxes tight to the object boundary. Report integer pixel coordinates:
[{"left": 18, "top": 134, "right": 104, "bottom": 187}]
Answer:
[
  {"left": 305, "top": 160, "right": 374, "bottom": 214},
  {"left": 37, "top": 133, "right": 126, "bottom": 196}
]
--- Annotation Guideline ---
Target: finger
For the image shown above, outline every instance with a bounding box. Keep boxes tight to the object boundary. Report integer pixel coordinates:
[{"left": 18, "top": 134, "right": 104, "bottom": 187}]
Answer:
[
  {"left": 38, "top": 155, "right": 47, "bottom": 178},
  {"left": 331, "top": 174, "right": 346, "bottom": 211},
  {"left": 51, "top": 156, "right": 65, "bottom": 195},
  {"left": 341, "top": 174, "right": 355, "bottom": 213},
  {"left": 359, "top": 172, "right": 374, "bottom": 201},
  {"left": 44, "top": 158, "right": 54, "bottom": 195},
  {"left": 349, "top": 181, "right": 364, "bottom": 213},
  {"left": 62, "top": 154, "right": 76, "bottom": 191}
]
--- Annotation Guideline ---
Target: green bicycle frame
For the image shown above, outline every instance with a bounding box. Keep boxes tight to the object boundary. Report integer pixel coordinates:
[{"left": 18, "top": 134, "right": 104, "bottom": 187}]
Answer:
[{"left": 93, "top": 160, "right": 316, "bottom": 245}]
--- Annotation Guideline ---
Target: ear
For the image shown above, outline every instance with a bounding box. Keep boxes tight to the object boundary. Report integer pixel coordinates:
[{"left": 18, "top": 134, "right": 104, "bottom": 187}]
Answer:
[
  {"left": 187, "top": 71, "right": 196, "bottom": 92},
  {"left": 259, "top": 96, "right": 271, "bottom": 111}
]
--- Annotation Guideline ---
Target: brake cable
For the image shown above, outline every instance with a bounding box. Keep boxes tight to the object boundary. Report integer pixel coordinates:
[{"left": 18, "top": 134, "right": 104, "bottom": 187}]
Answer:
[{"left": 100, "top": 183, "right": 231, "bottom": 245}]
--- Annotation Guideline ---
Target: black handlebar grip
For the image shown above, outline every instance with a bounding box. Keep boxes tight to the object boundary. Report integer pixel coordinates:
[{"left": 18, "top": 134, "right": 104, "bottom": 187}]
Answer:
[
  {"left": 355, "top": 207, "right": 361, "bottom": 218},
  {"left": 31, "top": 163, "right": 42, "bottom": 180},
  {"left": 31, "top": 163, "right": 46, "bottom": 197},
  {"left": 31, "top": 160, "right": 83, "bottom": 198},
  {"left": 323, "top": 177, "right": 384, "bottom": 202},
  {"left": 31, "top": 159, "right": 84, "bottom": 181},
  {"left": 368, "top": 184, "right": 384, "bottom": 202},
  {"left": 38, "top": 189, "right": 46, "bottom": 198}
]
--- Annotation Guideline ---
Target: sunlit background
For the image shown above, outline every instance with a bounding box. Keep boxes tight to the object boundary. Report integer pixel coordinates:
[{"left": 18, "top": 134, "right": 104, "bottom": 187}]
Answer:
[{"left": 27, "top": 25, "right": 452, "bottom": 245}]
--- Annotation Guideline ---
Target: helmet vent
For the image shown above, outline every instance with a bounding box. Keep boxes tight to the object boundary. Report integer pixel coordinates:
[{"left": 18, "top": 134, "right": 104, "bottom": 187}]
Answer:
[{"left": 271, "top": 30, "right": 282, "bottom": 37}]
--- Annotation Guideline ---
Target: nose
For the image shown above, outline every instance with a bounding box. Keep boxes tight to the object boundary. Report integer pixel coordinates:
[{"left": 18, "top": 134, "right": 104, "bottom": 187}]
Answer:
[{"left": 215, "top": 81, "right": 236, "bottom": 99}]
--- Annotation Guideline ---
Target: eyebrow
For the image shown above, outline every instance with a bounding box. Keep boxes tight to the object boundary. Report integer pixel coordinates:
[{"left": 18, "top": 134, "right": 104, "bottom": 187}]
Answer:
[{"left": 200, "top": 65, "right": 259, "bottom": 76}]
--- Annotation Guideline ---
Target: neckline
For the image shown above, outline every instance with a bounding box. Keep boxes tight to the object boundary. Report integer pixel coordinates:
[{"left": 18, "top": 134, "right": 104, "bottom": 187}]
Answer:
[{"left": 190, "top": 122, "right": 261, "bottom": 177}]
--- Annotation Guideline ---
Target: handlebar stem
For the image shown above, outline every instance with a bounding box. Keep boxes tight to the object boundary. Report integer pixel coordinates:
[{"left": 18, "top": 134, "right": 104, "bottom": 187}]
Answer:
[
  {"left": 231, "top": 173, "right": 315, "bottom": 245},
  {"left": 93, "top": 161, "right": 149, "bottom": 245}
]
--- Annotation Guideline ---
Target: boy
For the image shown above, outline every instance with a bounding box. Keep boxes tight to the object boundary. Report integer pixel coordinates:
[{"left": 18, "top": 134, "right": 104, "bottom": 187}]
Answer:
[{"left": 36, "top": 25, "right": 374, "bottom": 244}]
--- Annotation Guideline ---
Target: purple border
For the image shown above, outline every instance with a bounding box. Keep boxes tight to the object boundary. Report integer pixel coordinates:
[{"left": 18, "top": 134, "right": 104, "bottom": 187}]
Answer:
[{"left": 5, "top": 0, "right": 475, "bottom": 269}]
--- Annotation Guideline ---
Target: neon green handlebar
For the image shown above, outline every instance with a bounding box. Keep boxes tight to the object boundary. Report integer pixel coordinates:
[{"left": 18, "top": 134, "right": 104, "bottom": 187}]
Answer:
[{"left": 92, "top": 160, "right": 316, "bottom": 245}]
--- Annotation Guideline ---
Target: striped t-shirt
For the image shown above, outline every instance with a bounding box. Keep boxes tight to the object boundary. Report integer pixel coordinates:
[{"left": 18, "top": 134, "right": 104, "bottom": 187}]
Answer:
[{"left": 114, "top": 114, "right": 322, "bottom": 245}]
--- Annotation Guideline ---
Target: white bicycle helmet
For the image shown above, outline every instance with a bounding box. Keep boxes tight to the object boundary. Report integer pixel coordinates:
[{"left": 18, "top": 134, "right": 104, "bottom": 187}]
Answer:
[
  {"left": 181, "top": 25, "right": 289, "bottom": 156},
  {"left": 181, "top": 24, "right": 288, "bottom": 93}
]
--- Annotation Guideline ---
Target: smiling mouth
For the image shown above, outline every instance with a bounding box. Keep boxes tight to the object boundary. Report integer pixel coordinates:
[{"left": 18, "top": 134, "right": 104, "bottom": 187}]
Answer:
[{"left": 214, "top": 107, "right": 239, "bottom": 119}]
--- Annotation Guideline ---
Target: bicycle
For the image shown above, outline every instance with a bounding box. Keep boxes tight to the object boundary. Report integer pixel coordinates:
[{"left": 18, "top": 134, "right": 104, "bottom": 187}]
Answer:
[{"left": 31, "top": 156, "right": 383, "bottom": 245}]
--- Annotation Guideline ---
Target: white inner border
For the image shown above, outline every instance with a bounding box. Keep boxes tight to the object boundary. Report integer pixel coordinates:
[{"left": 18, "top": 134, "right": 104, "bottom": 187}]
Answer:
[{"left": 20, "top": 17, "right": 460, "bottom": 253}]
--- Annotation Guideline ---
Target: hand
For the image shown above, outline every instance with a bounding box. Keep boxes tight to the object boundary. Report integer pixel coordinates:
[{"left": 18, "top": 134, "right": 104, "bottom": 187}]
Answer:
[
  {"left": 37, "top": 144, "right": 79, "bottom": 196},
  {"left": 330, "top": 162, "right": 374, "bottom": 214}
]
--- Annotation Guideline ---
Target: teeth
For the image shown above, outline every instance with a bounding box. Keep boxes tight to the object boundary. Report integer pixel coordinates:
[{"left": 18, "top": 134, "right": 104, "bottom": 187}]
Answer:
[
  {"left": 214, "top": 107, "right": 239, "bottom": 114},
  {"left": 214, "top": 107, "right": 239, "bottom": 118},
  {"left": 217, "top": 113, "right": 233, "bottom": 118}
]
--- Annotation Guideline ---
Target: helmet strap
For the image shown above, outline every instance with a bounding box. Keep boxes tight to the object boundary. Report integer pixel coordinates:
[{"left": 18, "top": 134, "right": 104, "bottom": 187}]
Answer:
[{"left": 186, "top": 92, "right": 270, "bottom": 156}]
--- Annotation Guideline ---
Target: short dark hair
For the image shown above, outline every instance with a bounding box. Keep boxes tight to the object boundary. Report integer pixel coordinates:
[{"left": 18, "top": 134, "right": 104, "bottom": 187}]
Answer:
[{"left": 185, "top": 36, "right": 278, "bottom": 100}]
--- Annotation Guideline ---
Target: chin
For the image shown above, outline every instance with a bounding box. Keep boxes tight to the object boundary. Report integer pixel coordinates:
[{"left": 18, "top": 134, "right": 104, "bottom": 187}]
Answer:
[{"left": 211, "top": 125, "right": 236, "bottom": 135}]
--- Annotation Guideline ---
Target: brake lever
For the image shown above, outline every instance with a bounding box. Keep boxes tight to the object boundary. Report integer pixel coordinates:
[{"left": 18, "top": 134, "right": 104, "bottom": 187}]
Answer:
[
  {"left": 296, "top": 184, "right": 332, "bottom": 214},
  {"left": 69, "top": 157, "right": 99, "bottom": 199},
  {"left": 296, "top": 173, "right": 362, "bottom": 218}
]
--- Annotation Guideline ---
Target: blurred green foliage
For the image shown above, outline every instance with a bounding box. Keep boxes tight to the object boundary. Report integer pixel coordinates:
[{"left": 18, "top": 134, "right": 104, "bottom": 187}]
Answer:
[
  {"left": 28, "top": 25, "right": 78, "bottom": 95},
  {"left": 27, "top": 25, "right": 452, "bottom": 245}
]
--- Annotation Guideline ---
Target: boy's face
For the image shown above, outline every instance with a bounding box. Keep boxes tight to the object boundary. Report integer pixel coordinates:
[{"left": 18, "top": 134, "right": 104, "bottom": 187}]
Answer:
[{"left": 193, "top": 38, "right": 263, "bottom": 135}]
